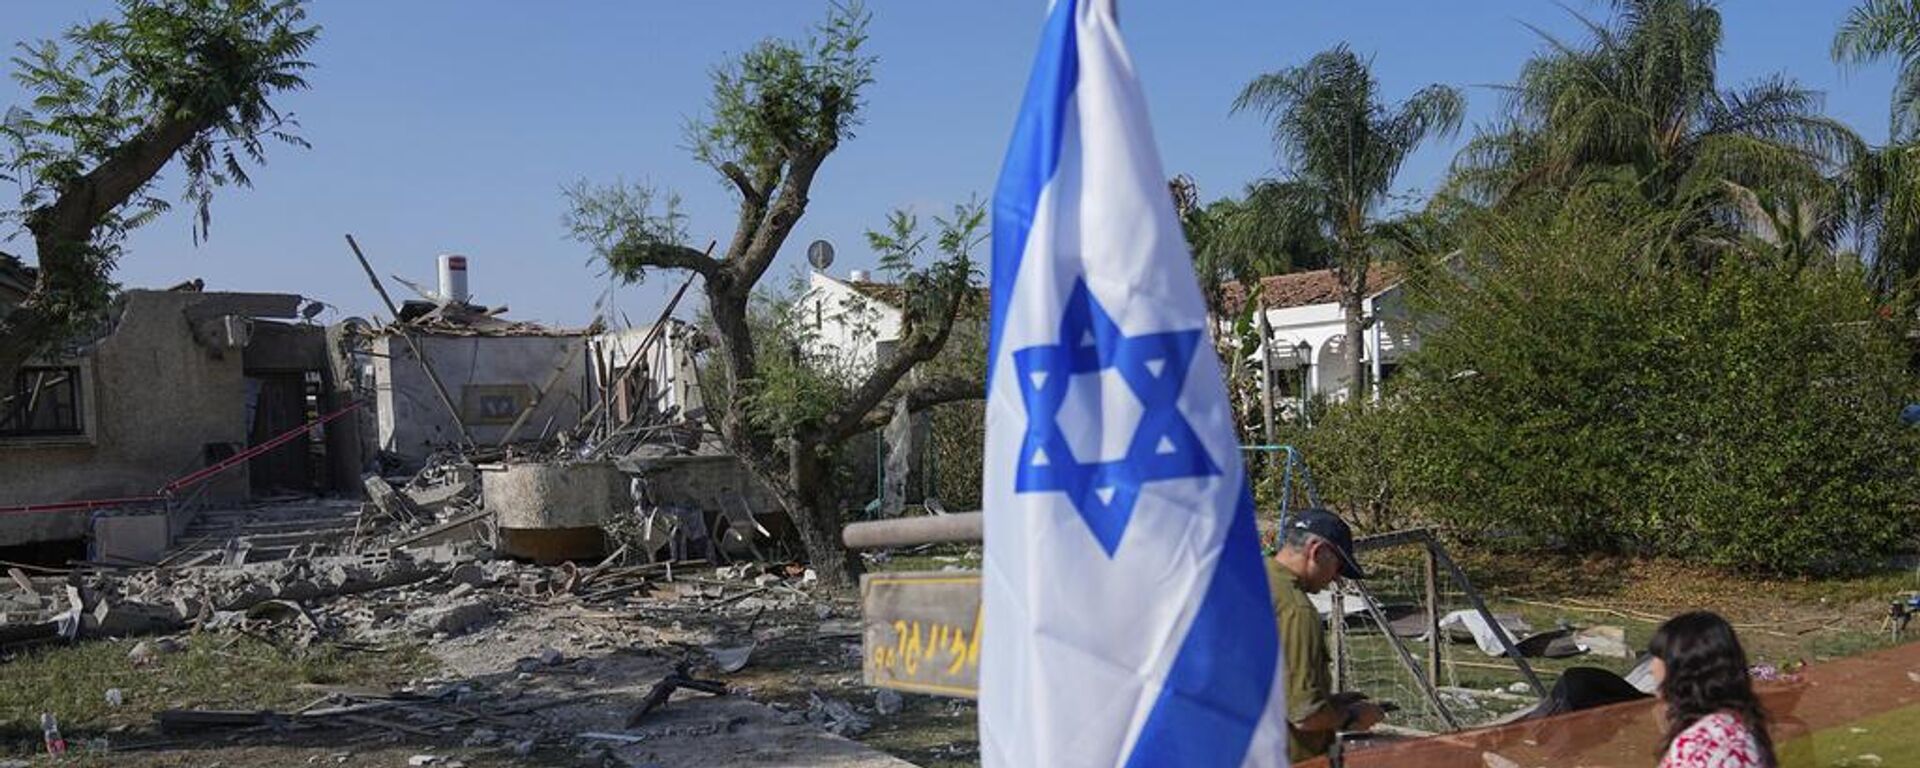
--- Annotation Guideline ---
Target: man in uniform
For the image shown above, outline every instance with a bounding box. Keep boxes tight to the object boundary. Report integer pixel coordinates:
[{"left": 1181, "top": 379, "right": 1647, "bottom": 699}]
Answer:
[{"left": 1268, "top": 508, "right": 1385, "bottom": 762}]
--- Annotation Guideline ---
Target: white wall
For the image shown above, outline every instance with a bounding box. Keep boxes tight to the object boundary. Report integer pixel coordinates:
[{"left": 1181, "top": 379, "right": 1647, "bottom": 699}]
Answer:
[
  {"left": 373, "top": 333, "right": 590, "bottom": 463},
  {"left": 592, "top": 322, "right": 702, "bottom": 421},
  {"left": 1246, "top": 285, "right": 1420, "bottom": 404},
  {"left": 793, "top": 270, "right": 904, "bottom": 378}
]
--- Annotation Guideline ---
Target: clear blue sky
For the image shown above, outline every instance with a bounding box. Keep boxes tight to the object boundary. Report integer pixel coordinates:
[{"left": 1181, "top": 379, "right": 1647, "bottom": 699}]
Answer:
[{"left": 0, "top": 1, "right": 1898, "bottom": 327}]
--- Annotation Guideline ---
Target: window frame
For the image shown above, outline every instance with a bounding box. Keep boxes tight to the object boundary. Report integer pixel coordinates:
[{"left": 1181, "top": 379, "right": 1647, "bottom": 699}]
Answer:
[{"left": 0, "top": 363, "right": 95, "bottom": 445}]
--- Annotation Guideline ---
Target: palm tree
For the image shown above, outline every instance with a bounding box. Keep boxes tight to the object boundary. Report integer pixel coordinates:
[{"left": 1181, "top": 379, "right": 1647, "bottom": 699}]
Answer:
[
  {"left": 1233, "top": 44, "right": 1464, "bottom": 401},
  {"left": 1835, "top": 0, "right": 1920, "bottom": 142},
  {"left": 1452, "top": 0, "right": 1860, "bottom": 268},
  {"left": 1834, "top": 0, "right": 1920, "bottom": 290}
]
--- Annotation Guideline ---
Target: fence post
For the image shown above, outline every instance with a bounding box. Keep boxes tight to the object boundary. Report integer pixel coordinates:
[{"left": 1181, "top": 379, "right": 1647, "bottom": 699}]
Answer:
[{"left": 1424, "top": 542, "right": 1442, "bottom": 690}]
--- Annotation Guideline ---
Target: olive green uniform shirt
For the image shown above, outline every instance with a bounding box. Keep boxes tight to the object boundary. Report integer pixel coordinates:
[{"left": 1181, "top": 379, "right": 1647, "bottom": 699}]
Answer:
[{"left": 1268, "top": 559, "right": 1333, "bottom": 762}]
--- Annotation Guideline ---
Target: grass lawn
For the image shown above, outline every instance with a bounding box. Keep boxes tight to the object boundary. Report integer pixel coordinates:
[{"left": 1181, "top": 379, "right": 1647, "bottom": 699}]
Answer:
[
  {"left": 1779, "top": 702, "right": 1920, "bottom": 767},
  {"left": 0, "top": 634, "right": 434, "bottom": 756}
]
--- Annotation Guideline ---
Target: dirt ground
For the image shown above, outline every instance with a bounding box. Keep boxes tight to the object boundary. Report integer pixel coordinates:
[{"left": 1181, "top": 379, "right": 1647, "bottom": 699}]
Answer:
[
  {"left": 1, "top": 561, "right": 935, "bottom": 768},
  {"left": 3, "top": 548, "right": 1913, "bottom": 767}
]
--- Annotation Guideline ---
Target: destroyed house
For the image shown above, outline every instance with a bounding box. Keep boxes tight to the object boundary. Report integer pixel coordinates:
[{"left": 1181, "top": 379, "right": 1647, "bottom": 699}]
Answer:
[
  {"left": 0, "top": 287, "right": 360, "bottom": 554},
  {"left": 359, "top": 256, "right": 701, "bottom": 469}
]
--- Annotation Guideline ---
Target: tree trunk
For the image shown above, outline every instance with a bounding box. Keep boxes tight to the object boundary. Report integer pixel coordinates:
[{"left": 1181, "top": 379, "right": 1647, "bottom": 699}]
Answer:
[
  {"left": 786, "top": 440, "right": 861, "bottom": 589},
  {"left": 1343, "top": 291, "right": 1368, "bottom": 403},
  {"left": 0, "top": 115, "right": 210, "bottom": 379}
]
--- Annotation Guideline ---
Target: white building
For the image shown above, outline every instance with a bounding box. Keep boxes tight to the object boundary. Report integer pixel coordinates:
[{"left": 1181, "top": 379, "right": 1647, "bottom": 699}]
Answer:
[
  {"left": 1226, "top": 264, "right": 1418, "bottom": 407},
  {"left": 793, "top": 269, "right": 908, "bottom": 377}
]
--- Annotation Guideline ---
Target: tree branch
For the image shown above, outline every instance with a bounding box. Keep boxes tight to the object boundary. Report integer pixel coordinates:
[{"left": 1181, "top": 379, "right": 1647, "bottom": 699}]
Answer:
[
  {"left": 610, "top": 240, "right": 721, "bottom": 280},
  {"left": 2, "top": 113, "right": 212, "bottom": 379},
  {"left": 811, "top": 284, "right": 973, "bottom": 446},
  {"left": 28, "top": 115, "right": 207, "bottom": 245},
  {"left": 733, "top": 148, "right": 828, "bottom": 287},
  {"left": 719, "top": 161, "right": 765, "bottom": 206},
  {"left": 848, "top": 375, "right": 984, "bottom": 435}
]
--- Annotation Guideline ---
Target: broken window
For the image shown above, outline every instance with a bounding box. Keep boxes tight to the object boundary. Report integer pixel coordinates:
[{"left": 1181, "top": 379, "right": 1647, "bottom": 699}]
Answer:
[{"left": 1, "top": 366, "right": 85, "bottom": 438}]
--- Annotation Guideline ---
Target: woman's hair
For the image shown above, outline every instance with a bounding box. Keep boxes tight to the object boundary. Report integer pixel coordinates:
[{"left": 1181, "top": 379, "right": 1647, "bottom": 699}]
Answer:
[{"left": 1648, "top": 611, "right": 1777, "bottom": 767}]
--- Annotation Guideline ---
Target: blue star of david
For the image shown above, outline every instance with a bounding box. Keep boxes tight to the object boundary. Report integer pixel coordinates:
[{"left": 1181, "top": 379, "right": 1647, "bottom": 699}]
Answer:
[{"left": 1012, "top": 279, "right": 1221, "bottom": 557}]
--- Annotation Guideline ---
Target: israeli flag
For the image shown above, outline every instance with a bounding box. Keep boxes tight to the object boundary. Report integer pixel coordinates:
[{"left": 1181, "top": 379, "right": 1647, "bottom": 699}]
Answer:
[{"left": 981, "top": 1, "right": 1287, "bottom": 766}]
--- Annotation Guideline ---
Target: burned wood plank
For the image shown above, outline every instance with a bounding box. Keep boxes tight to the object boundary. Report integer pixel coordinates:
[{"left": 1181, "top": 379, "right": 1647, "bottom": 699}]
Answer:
[{"left": 625, "top": 663, "right": 728, "bottom": 727}]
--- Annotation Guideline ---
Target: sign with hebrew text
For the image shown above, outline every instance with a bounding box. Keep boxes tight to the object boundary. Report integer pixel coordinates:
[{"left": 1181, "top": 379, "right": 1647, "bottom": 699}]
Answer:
[{"left": 860, "top": 571, "right": 981, "bottom": 698}]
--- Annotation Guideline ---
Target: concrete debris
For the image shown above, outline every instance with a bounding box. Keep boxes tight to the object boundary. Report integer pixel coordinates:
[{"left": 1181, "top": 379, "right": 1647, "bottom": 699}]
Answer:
[
  {"left": 126, "top": 637, "right": 182, "bottom": 665},
  {"left": 806, "top": 693, "right": 872, "bottom": 738},
  {"left": 408, "top": 598, "right": 494, "bottom": 637},
  {"left": 874, "top": 689, "right": 903, "bottom": 717},
  {"left": 363, "top": 474, "right": 421, "bottom": 523},
  {"left": 1572, "top": 625, "right": 1631, "bottom": 659},
  {"left": 708, "top": 642, "right": 755, "bottom": 674}
]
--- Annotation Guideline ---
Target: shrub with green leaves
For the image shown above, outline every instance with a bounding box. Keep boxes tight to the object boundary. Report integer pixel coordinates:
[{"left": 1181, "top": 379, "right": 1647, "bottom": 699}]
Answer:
[{"left": 1359, "top": 189, "right": 1920, "bottom": 575}]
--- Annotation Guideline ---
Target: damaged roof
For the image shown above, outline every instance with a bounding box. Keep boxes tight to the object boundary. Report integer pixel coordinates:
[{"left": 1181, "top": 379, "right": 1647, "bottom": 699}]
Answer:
[{"left": 382, "top": 300, "right": 600, "bottom": 337}]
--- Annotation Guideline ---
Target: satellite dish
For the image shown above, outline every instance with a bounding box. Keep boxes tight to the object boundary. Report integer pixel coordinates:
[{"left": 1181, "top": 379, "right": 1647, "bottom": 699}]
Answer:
[{"left": 807, "top": 239, "right": 836, "bottom": 271}]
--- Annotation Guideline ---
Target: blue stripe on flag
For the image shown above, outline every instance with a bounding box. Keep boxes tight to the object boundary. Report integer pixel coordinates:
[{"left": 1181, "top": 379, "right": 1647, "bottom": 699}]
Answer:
[
  {"left": 1123, "top": 487, "right": 1279, "bottom": 767},
  {"left": 988, "top": 0, "right": 1078, "bottom": 381}
]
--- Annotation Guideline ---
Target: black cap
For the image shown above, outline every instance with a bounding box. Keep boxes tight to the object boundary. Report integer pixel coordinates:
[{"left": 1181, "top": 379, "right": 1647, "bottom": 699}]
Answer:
[{"left": 1283, "top": 508, "right": 1365, "bottom": 580}]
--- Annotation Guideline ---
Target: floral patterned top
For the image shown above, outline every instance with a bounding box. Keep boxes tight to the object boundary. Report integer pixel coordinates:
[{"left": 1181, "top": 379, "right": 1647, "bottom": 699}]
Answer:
[{"left": 1659, "top": 711, "right": 1765, "bottom": 768}]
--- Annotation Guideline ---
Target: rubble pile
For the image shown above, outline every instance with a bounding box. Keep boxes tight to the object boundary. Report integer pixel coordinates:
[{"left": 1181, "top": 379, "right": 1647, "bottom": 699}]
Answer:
[{"left": 2, "top": 513, "right": 911, "bottom": 766}]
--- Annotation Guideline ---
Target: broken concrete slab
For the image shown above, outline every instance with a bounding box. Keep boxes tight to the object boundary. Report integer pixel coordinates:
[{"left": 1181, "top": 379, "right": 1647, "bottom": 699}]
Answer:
[
  {"left": 85, "top": 599, "right": 184, "bottom": 637},
  {"left": 402, "top": 479, "right": 474, "bottom": 514},
  {"left": 1573, "top": 625, "right": 1631, "bottom": 658},
  {"left": 408, "top": 598, "right": 493, "bottom": 637},
  {"left": 363, "top": 474, "right": 421, "bottom": 522}
]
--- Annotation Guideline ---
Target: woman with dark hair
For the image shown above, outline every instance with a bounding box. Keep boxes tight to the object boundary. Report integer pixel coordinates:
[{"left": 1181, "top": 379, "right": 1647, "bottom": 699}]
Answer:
[{"left": 1648, "top": 611, "right": 1778, "bottom": 768}]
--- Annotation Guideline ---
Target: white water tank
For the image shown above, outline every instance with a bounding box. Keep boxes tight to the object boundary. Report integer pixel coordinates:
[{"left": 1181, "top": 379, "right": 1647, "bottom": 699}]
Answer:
[
  {"left": 849, "top": 269, "right": 871, "bottom": 283},
  {"left": 437, "top": 254, "right": 469, "bottom": 305}
]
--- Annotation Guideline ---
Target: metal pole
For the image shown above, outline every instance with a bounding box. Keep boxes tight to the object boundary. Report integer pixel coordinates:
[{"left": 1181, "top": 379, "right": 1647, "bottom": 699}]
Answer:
[
  {"left": 1256, "top": 305, "right": 1277, "bottom": 475},
  {"left": 842, "top": 511, "right": 983, "bottom": 549},
  {"left": 344, "top": 234, "right": 474, "bottom": 449},
  {"left": 1430, "top": 539, "right": 1548, "bottom": 696},
  {"left": 1423, "top": 543, "right": 1442, "bottom": 690},
  {"left": 1331, "top": 579, "right": 1347, "bottom": 693},
  {"left": 1348, "top": 577, "right": 1461, "bottom": 731},
  {"left": 1368, "top": 298, "right": 1384, "bottom": 403}
]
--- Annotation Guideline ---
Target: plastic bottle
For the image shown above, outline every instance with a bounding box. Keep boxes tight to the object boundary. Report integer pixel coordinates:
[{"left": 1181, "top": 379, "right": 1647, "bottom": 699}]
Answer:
[{"left": 40, "top": 712, "right": 67, "bottom": 756}]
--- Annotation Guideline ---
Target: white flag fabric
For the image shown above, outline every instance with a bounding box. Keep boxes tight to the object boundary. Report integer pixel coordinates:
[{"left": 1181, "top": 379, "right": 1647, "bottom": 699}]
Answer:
[{"left": 981, "top": 1, "right": 1288, "bottom": 766}]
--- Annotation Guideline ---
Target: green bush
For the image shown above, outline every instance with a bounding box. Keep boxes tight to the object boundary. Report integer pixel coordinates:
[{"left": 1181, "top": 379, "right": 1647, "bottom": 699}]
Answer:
[
  {"left": 1267, "top": 401, "right": 1414, "bottom": 534},
  {"left": 1328, "top": 190, "right": 1920, "bottom": 575}
]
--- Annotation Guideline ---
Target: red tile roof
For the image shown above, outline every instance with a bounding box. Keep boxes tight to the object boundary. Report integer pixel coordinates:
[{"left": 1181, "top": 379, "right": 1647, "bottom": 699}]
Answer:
[{"left": 1216, "top": 263, "right": 1405, "bottom": 314}]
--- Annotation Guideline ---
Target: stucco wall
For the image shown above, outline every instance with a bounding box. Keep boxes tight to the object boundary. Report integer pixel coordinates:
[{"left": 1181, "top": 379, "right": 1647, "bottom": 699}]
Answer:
[
  {"left": 795, "top": 271, "right": 902, "bottom": 377},
  {"left": 593, "top": 324, "right": 702, "bottom": 420},
  {"left": 1249, "top": 287, "right": 1420, "bottom": 402},
  {"left": 0, "top": 291, "right": 252, "bottom": 545},
  {"left": 373, "top": 333, "right": 590, "bottom": 464}
]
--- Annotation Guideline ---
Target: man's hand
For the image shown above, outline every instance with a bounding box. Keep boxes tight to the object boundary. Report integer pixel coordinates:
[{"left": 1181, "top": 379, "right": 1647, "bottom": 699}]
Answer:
[{"left": 1342, "top": 702, "right": 1386, "bottom": 732}]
